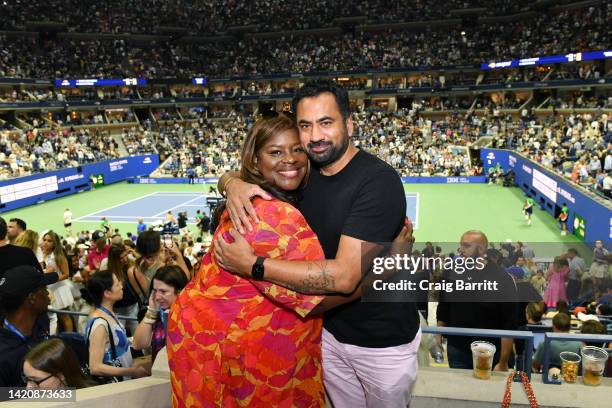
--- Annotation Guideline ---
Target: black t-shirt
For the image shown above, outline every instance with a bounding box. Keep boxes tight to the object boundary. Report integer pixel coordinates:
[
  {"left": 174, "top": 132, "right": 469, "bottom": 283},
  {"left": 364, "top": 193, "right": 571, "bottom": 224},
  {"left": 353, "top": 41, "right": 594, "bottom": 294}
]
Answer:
[
  {"left": 299, "top": 149, "right": 419, "bottom": 348},
  {"left": 0, "top": 244, "right": 42, "bottom": 278},
  {"left": 436, "top": 262, "right": 519, "bottom": 363}
]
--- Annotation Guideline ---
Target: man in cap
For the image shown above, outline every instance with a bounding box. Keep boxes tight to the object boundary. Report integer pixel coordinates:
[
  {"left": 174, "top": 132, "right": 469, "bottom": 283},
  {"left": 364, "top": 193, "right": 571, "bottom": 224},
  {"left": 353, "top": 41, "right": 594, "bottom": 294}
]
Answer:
[
  {"left": 85, "top": 230, "right": 109, "bottom": 279},
  {"left": 0, "top": 266, "right": 57, "bottom": 386}
]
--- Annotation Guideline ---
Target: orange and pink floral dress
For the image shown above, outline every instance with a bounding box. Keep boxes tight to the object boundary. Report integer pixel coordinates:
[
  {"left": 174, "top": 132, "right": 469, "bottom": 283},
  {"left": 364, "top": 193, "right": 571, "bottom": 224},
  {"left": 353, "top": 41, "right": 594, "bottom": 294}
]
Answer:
[{"left": 168, "top": 198, "right": 325, "bottom": 407}]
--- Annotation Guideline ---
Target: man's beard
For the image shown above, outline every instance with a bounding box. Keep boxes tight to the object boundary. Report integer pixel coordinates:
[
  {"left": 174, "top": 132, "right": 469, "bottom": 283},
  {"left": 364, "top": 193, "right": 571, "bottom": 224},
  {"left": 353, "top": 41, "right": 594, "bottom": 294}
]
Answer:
[{"left": 307, "top": 125, "right": 350, "bottom": 168}]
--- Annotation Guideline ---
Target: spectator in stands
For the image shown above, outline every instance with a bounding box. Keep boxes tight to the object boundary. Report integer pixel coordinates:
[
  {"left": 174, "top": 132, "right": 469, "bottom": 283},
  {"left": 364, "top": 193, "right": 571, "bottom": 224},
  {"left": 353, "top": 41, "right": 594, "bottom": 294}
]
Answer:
[
  {"left": 437, "top": 231, "right": 518, "bottom": 372},
  {"left": 82, "top": 270, "right": 149, "bottom": 382},
  {"left": 532, "top": 313, "right": 581, "bottom": 372},
  {"left": 531, "top": 270, "right": 547, "bottom": 297},
  {"left": 86, "top": 230, "right": 110, "bottom": 278},
  {"left": 525, "top": 302, "right": 545, "bottom": 325},
  {"left": 7, "top": 218, "right": 26, "bottom": 244},
  {"left": 0, "top": 266, "right": 57, "bottom": 386},
  {"left": 566, "top": 248, "right": 587, "bottom": 303},
  {"left": 580, "top": 320, "right": 607, "bottom": 348},
  {"left": 0, "top": 217, "right": 42, "bottom": 277},
  {"left": 107, "top": 244, "right": 147, "bottom": 336},
  {"left": 22, "top": 338, "right": 93, "bottom": 389},
  {"left": 136, "top": 218, "right": 147, "bottom": 235},
  {"left": 589, "top": 241, "right": 609, "bottom": 292},
  {"left": 544, "top": 256, "right": 569, "bottom": 308},
  {"left": 14, "top": 230, "right": 40, "bottom": 257},
  {"left": 133, "top": 265, "right": 188, "bottom": 363},
  {"left": 39, "top": 231, "right": 74, "bottom": 333},
  {"left": 135, "top": 230, "right": 190, "bottom": 286}
]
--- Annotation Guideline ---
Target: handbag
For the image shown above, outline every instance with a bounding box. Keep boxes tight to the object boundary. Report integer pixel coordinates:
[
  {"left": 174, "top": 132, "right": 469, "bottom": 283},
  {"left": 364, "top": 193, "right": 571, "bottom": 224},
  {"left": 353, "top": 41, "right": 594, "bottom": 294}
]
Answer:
[
  {"left": 127, "top": 267, "right": 149, "bottom": 322},
  {"left": 501, "top": 371, "right": 538, "bottom": 408},
  {"left": 85, "top": 317, "right": 124, "bottom": 384}
]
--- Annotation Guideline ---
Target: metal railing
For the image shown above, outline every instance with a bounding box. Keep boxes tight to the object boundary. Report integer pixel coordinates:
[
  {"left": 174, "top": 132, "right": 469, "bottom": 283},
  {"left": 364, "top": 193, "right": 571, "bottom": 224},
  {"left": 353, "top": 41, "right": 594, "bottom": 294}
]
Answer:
[
  {"left": 48, "top": 307, "right": 139, "bottom": 322},
  {"left": 421, "top": 326, "right": 535, "bottom": 381},
  {"left": 541, "top": 332, "right": 612, "bottom": 384}
]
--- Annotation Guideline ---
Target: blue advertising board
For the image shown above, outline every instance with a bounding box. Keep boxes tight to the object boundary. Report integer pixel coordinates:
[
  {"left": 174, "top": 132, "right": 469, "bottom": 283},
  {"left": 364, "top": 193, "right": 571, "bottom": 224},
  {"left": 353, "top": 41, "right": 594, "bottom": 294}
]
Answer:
[
  {"left": 0, "top": 155, "right": 159, "bottom": 213},
  {"left": 131, "top": 176, "right": 485, "bottom": 185},
  {"left": 480, "top": 149, "right": 612, "bottom": 243}
]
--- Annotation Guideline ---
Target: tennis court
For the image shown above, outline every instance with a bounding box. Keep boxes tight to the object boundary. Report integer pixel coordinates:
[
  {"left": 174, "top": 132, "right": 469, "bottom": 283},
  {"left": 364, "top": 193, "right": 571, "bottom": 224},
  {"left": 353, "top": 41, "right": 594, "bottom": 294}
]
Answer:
[{"left": 2, "top": 182, "right": 581, "bottom": 245}]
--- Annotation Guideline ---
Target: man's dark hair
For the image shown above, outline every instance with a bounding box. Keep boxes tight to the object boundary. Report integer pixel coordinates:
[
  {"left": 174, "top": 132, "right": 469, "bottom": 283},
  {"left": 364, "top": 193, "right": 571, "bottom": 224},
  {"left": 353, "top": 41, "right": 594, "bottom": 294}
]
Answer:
[
  {"left": 291, "top": 80, "right": 350, "bottom": 121},
  {"left": 0, "top": 217, "right": 6, "bottom": 240},
  {"left": 9, "top": 218, "right": 26, "bottom": 231},
  {"left": 556, "top": 300, "right": 569, "bottom": 315},
  {"left": 552, "top": 312, "right": 571, "bottom": 332},
  {"left": 567, "top": 248, "right": 579, "bottom": 255},
  {"left": 0, "top": 292, "right": 28, "bottom": 313}
]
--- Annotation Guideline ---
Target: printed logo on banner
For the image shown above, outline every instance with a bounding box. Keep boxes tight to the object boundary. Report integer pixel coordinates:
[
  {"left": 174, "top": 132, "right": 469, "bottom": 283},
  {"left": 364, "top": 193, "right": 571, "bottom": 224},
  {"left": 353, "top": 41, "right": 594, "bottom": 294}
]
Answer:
[
  {"left": 446, "top": 177, "right": 470, "bottom": 184},
  {"left": 58, "top": 174, "right": 85, "bottom": 184},
  {"left": 522, "top": 164, "right": 532, "bottom": 174},
  {"left": 142, "top": 157, "right": 152, "bottom": 164},
  {"left": 109, "top": 159, "right": 128, "bottom": 172},
  {"left": 556, "top": 187, "right": 576, "bottom": 204}
]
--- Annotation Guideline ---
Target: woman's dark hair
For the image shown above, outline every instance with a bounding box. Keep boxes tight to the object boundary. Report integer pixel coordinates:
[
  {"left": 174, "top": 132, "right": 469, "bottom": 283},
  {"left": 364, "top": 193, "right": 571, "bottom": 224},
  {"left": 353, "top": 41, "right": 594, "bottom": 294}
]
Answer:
[
  {"left": 555, "top": 300, "right": 569, "bottom": 315},
  {"left": 136, "top": 230, "right": 161, "bottom": 258},
  {"left": 553, "top": 256, "right": 569, "bottom": 268},
  {"left": 526, "top": 302, "right": 544, "bottom": 323},
  {"left": 24, "top": 338, "right": 93, "bottom": 389},
  {"left": 81, "top": 270, "right": 114, "bottom": 307},
  {"left": 107, "top": 243, "right": 128, "bottom": 283},
  {"left": 151, "top": 265, "right": 189, "bottom": 294},
  {"left": 580, "top": 320, "right": 606, "bottom": 347}
]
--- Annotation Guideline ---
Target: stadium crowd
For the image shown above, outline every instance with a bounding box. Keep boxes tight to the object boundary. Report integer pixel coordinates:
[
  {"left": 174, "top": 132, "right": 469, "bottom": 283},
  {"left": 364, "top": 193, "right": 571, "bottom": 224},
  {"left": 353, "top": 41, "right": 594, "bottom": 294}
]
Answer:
[
  {"left": 0, "top": 3, "right": 609, "bottom": 79},
  {"left": 0, "top": 0, "right": 567, "bottom": 35},
  {"left": 0, "top": 129, "right": 120, "bottom": 180}
]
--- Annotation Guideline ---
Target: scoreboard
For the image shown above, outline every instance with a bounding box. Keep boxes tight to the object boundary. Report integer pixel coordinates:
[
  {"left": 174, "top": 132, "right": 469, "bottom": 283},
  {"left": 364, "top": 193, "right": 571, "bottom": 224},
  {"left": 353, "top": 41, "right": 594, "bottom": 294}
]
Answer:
[{"left": 0, "top": 176, "right": 58, "bottom": 204}]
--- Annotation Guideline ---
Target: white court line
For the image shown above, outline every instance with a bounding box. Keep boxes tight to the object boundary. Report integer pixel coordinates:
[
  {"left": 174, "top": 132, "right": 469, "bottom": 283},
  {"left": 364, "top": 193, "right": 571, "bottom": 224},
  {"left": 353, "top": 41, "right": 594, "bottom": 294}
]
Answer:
[
  {"left": 153, "top": 193, "right": 203, "bottom": 196},
  {"left": 75, "top": 192, "right": 159, "bottom": 221},
  {"left": 78, "top": 219, "right": 201, "bottom": 225},
  {"left": 153, "top": 195, "right": 204, "bottom": 217}
]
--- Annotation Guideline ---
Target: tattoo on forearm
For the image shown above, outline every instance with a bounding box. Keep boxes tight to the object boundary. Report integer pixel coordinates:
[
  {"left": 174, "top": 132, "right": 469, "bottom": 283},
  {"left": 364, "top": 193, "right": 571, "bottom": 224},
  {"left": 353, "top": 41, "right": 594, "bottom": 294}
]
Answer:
[{"left": 287, "top": 260, "right": 336, "bottom": 293}]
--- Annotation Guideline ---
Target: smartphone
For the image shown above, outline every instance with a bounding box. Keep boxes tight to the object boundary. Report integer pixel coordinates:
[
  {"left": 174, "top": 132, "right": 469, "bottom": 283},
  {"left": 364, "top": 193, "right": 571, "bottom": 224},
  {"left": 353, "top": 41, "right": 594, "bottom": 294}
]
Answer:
[{"left": 163, "top": 234, "right": 174, "bottom": 249}]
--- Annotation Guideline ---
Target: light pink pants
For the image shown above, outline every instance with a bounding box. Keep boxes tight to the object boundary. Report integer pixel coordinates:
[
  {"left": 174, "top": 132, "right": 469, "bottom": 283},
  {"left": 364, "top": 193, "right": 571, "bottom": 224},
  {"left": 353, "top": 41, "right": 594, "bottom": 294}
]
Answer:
[{"left": 322, "top": 328, "right": 421, "bottom": 408}]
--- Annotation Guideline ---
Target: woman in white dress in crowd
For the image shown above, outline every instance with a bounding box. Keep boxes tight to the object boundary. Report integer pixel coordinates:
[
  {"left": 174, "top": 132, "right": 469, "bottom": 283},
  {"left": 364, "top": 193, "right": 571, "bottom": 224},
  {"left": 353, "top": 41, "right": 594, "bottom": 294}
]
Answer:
[{"left": 39, "top": 231, "right": 75, "bottom": 333}]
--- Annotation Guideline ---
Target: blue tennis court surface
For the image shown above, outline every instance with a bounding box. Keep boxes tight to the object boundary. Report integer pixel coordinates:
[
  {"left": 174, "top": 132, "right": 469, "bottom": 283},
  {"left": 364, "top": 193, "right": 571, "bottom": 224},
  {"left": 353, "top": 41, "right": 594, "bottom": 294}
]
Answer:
[
  {"left": 77, "top": 192, "right": 211, "bottom": 224},
  {"left": 77, "top": 191, "right": 421, "bottom": 227},
  {"left": 406, "top": 193, "right": 419, "bottom": 229}
]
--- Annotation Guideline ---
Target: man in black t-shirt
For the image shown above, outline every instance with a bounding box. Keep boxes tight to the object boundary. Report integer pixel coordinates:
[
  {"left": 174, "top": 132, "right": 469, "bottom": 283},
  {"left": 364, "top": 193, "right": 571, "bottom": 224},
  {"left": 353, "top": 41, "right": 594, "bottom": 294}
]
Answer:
[
  {"left": 437, "top": 231, "right": 519, "bottom": 371},
  {"left": 0, "top": 217, "right": 42, "bottom": 278},
  {"left": 217, "top": 81, "right": 420, "bottom": 407}
]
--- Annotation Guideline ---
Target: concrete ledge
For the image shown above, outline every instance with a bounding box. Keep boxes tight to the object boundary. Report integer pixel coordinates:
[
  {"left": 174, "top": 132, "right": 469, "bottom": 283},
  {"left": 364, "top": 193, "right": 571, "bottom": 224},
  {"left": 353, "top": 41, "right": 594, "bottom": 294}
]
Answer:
[
  {"left": 1, "top": 375, "right": 171, "bottom": 408},
  {"left": 2, "top": 360, "right": 609, "bottom": 407},
  {"left": 412, "top": 367, "right": 611, "bottom": 408}
]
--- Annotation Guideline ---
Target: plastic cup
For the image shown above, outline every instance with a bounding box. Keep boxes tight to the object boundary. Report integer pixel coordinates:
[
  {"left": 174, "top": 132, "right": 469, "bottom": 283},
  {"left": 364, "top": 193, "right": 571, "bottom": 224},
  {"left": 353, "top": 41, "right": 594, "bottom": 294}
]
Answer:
[
  {"left": 471, "top": 341, "right": 496, "bottom": 380},
  {"left": 581, "top": 346, "right": 608, "bottom": 386},
  {"left": 559, "top": 351, "right": 580, "bottom": 383}
]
